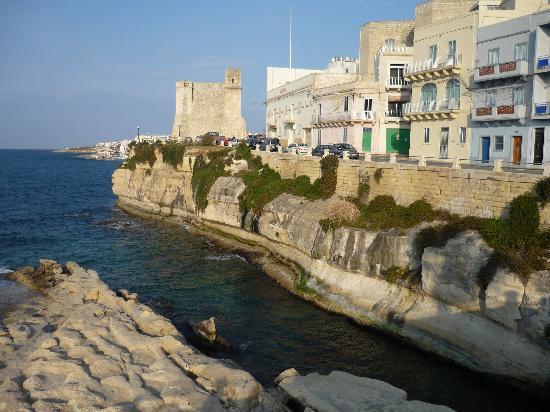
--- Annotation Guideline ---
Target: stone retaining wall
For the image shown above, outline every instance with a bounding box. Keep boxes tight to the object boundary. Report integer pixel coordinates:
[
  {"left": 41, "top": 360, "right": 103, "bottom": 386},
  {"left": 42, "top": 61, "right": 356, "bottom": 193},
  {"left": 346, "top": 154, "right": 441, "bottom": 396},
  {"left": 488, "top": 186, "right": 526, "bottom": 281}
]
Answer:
[{"left": 256, "top": 152, "right": 549, "bottom": 223}]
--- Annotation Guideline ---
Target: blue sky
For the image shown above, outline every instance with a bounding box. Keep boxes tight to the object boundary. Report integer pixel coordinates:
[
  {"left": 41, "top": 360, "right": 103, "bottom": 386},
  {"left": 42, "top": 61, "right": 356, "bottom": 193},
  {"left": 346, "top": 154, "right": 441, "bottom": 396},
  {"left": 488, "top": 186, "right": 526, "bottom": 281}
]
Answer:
[{"left": 0, "top": 0, "right": 417, "bottom": 149}]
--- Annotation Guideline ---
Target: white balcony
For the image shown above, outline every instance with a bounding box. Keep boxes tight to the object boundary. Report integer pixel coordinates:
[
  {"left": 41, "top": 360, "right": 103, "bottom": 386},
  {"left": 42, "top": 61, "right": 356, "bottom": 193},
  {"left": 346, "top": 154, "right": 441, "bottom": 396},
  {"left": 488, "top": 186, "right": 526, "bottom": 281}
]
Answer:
[
  {"left": 312, "top": 111, "right": 376, "bottom": 125},
  {"left": 283, "top": 112, "right": 295, "bottom": 124},
  {"left": 404, "top": 54, "right": 462, "bottom": 80},
  {"left": 266, "top": 117, "right": 277, "bottom": 128},
  {"left": 403, "top": 99, "right": 461, "bottom": 120},
  {"left": 474, "top": 60, "right": 529, "bottom": 82},
  {"left": 534, "top": 102, "right": 550, "bottom": 119},
  {"left": 386, "top": 77, "right": 410, "bottom": 89},
  {"left": 471, "top": 104, "right": 527, "bottom": 122}
]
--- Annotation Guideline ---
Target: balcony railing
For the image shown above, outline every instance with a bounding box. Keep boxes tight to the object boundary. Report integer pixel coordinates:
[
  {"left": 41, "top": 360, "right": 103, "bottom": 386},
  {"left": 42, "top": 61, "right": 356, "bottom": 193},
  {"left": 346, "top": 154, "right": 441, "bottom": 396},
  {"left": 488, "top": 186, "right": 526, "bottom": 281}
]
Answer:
[
  {"left": 312, "top": 111, "right": 376, "bottom": 124},
  {"left": 534, "top": 102, "right": 550, "bottom": 117},
  {"left": 471, "top": 104, "right": 527, "bottom": 121},
  {"left": 475, "top": 60, "right": 529, "bottom": 81},
  {"left": 283, "top": 112, "right": 295, "bottom": 124},
  {"left": 385, "top": 109, "right": 404, "bottom": 118},
  {"left": 266, "top": 117, "right": 276, "bottom": 128},
  {"left": 387, "top": 77, "right": 410, "bottom": 87},
  {"left": 537, "top": 56, "right": 550, "bottom": 71},
  {"left": 405, "top": 54, "right": 462, "bottom": 76},
  {"left": 403, "top": 99, "right": 461, "bottom": 114}
]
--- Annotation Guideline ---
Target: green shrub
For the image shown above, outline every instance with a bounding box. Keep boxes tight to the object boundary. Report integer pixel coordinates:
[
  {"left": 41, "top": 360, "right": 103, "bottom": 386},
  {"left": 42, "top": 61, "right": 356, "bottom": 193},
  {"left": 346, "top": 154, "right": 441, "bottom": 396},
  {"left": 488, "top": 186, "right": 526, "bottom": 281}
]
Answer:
[
  {"left": 120, "top": 142, "right": 158, "bottom": 171},
  {"left": 406, "top": 199, "right": 434, "bottom": 224},
  {"left": 191, "top": 150, "right": 231, "bottom": 212},
  {"left": 199, "top": 135, "right": 216, "bottom": 146},
  {"left": 234, "top": 142, "right": 262, "bottom": 170},
  {"left": 358, "top": 182, "right": 370, "bottom": 202},
  {"left": 534, "top": 176, "right": 550, "bottom": 205},
  {"left": 507, "top": 194, "right": 540, "bottom": 246},
  {"left": 319, "top": 155, "right": 338, "bottom": 199},
  {"left": 295, "top": 271, "right": 316, "bottom": 295},
  {"left": 374, "top": 168, "right": 383, "bottom": 184},
  {"left": 160, "top": 142, "right": 186, "bottom": 169}
]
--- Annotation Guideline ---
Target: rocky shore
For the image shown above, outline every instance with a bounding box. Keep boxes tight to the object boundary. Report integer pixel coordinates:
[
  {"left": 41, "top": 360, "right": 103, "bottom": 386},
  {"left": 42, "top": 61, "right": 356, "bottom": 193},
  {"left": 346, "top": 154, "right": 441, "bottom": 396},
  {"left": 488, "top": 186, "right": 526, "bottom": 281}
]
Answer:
[{"left": 0, "top": 260, "right": 453, "bottom": 411}]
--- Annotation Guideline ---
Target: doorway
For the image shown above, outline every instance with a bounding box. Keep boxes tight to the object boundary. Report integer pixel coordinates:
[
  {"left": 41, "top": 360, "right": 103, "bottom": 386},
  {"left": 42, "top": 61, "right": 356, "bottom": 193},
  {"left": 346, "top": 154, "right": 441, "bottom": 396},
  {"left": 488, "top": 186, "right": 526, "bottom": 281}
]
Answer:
[
  {"left": 362, "top": 128, "right": 372, "bottom": 152},
  {"left": 534, "top": 128, "right": 545, "bottom": 164},
  {"left": 440, "top": 128, "right": 449, "bottom": 158},
  {"left": 481, "top": 137, "right": 491, "bottom": 163},
  {"left": 512, "top": 136, "right": 522, "bottom": 165}
]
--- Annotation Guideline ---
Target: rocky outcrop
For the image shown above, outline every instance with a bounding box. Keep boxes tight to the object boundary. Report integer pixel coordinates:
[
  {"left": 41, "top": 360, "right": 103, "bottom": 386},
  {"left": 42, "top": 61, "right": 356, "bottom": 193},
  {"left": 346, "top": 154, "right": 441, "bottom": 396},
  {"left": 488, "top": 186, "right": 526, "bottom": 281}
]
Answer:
[
  {"left": 112, "top": 154, "right": 550, "bottom": 388},
  {"left": 0, "top": 260, "right": 281, "bottom": 411},
  {"left": 276, "top": 370, "right": 453, "bottom": 412}
]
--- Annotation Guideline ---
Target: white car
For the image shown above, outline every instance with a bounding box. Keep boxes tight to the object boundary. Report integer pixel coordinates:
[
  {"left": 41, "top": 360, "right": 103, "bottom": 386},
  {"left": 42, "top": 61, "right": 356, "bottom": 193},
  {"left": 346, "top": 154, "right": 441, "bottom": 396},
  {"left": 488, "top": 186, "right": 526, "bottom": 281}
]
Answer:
[{"left": 287, "top": 144, "right": 310, "bottom": 155}]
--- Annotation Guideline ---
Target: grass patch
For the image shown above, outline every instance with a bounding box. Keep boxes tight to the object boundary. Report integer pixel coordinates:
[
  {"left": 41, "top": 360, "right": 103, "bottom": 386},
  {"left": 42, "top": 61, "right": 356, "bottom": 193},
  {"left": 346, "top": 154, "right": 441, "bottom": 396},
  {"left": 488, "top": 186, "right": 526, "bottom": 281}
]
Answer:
[{"left": 295, "top": 271, "right": 316, "bottom": 295}]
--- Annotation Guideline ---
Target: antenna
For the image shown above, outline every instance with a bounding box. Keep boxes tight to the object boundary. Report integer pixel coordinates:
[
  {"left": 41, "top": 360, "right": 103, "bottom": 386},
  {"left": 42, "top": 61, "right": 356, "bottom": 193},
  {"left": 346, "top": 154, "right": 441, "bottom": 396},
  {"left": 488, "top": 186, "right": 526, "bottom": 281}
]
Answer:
[{"left": 289, "top": 4, "right": 293, "bottom": 82}]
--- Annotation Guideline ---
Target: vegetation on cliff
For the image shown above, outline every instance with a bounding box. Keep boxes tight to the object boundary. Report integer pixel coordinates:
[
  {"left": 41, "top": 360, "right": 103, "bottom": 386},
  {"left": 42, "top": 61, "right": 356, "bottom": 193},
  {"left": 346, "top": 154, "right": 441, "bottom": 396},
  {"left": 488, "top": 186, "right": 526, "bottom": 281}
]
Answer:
[
  {"left": 236, "top": 143, "right": 339, "bottom": 215},
  {"left": 191, "top": 149, "right": 232, "bottom": 212},
  {"left": 120, "top": 141, "right": 157, "bottom": 171}
]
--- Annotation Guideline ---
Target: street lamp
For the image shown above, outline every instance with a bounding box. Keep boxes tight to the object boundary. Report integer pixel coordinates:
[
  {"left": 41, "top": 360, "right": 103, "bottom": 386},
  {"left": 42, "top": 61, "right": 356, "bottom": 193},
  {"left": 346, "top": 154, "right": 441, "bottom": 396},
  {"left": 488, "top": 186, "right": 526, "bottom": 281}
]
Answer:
[{"left": 137, "top": 126, "right": 140, "bottom": 141}]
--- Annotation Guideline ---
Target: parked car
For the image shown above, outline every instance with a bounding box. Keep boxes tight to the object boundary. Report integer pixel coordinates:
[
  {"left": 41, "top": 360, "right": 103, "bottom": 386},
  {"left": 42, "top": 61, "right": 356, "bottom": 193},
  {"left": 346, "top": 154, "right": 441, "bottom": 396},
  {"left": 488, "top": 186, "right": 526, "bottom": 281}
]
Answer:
[
  {"left": 286, "top": 143, "right": 309, "bottom": 155},
  {"left": 226, "top": 137, "right": 242, "bottom": 147},
  {"left": 246, "top": 137, "right": 258, "bottom": 149},
  {"left": 312, "top": 144, "right": 333, "bottom": 157},
  {"left": 260, "top": 138, "right": 281, "bottom": 152},
  {"left": 329, "top": 143, "right": 359, "bottom": 159}
]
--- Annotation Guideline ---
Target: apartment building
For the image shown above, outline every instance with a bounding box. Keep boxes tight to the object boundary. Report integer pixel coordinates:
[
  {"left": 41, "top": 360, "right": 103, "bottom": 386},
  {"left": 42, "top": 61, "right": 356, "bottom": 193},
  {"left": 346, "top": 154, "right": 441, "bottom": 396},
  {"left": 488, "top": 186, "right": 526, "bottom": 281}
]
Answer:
[
  {"left": 265, "top": 59, "right": 359, "bottom": 146},
  {"left": 470, "top": 8, "right": 550, "bottom": 166},
  {"left": 406, "top": 0, "right": 546, "bottom": 160},
  {"left": 311, "top": 21, "right": 415, "bottom": 154}
]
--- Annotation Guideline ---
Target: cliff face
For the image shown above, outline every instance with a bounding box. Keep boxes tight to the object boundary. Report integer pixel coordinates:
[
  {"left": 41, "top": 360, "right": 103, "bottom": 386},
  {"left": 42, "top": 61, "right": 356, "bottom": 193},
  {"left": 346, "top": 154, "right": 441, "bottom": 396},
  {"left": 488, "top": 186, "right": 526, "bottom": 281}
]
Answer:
[{"left": 112, "top": 154, "right": 550, "bottom": 388}]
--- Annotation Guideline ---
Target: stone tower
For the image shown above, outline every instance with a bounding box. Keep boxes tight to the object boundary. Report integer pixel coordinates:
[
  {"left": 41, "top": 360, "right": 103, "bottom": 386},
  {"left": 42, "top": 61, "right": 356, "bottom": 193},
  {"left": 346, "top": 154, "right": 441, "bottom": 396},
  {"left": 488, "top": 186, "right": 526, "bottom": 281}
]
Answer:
[{"left": 172, "top": 68, "right": 247, "bottom": 139}]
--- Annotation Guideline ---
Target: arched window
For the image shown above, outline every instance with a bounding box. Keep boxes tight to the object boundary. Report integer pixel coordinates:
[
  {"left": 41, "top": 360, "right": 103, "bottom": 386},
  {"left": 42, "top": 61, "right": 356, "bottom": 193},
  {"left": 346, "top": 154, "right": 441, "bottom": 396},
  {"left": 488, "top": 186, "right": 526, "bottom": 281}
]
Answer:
[
  {"left": 421, "top": 83, "right": 437, "bottom": 111},
  {"left": 445, "top": 79, "right": 461, "bottom": 109}
]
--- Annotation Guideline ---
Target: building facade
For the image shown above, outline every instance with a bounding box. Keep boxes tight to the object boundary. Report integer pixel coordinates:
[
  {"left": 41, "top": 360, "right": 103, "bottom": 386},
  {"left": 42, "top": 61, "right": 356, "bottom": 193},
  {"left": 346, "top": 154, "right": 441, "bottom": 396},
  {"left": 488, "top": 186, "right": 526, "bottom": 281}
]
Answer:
[
  {"left": 265, "top": 59, "right": 359, "bottom": 147},
  {"left": 172, "top": 68, "right": 247, "bottom": 139},
  {"left": 471, "top": 9, "right": 550, "bottom": 166},
  {"left": 406, "top": 0, "right": 547, "bottom": 160}
]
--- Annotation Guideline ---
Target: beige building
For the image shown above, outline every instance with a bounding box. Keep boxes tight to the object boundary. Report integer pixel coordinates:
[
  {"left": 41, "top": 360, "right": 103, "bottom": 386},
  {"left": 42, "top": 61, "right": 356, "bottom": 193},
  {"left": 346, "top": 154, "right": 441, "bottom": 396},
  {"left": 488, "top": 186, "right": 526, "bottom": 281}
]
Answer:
[
  {"left": 172, "top": 68, "right": 247, "bottom": 139},
  {"left": 311, "top": 21, "right": 414, "bottom": 153},
  {"left": 406, "top": 0, "right": 548, "bottom": 160}
]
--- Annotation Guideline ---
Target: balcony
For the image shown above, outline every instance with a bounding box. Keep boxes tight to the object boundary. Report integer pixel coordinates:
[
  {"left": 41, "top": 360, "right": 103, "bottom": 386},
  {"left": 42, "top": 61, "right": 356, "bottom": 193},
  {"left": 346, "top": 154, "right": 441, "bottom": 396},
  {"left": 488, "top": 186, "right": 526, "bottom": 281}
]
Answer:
[
  {"left": 403, "top": 99, "right": 460, "bottom": 120},
  {"left": 312, "top": 111, "right": 376, "bottom": 125},
  {"left": 534, "top": 102, "right": 550, "bottom": 119},
  {"left": 474, "top": 60, "right": 529, "bottom": 82},
  {"left": 283, "top": 112, "right": 295, "bottom": 124},
  {"left": 385, "top": 110, "right": 406, "bottom": 122},
  {"left": 537, "top": 56, "right": 550, "bottom": 73},
  {"left": 266, "top": 117, "right": 277, "bottom": 128},
  {"left": 386, "top": 77, "right": 410, "bottom": 89},
  {"left": 471, "top": 104, "right": 527, "bottom": 122},
  {"left": 404, "top": 54, "right": 462, "bottom": 81}
]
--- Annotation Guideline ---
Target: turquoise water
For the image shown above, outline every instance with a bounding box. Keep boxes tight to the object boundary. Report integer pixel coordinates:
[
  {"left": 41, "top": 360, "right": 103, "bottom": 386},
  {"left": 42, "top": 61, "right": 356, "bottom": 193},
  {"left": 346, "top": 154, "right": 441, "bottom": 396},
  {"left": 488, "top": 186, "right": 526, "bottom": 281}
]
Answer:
[{"left": 0, "top": 149, "right": 545, "bottom": 411}]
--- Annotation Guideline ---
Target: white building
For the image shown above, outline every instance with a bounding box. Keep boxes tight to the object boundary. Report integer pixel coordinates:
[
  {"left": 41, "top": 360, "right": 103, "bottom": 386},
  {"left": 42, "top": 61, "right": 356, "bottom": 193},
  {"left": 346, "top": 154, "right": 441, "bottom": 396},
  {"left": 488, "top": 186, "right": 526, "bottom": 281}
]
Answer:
[{"left": 265, "top": 58, "right": 360, "bottom": 147}]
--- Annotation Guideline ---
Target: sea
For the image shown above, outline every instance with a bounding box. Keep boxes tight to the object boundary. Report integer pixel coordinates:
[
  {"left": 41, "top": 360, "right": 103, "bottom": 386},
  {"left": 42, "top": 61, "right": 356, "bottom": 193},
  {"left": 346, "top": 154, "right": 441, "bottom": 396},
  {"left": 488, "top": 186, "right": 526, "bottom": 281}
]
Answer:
[{"left": 0, "top": 149, "right": 545, "bottom": 411}]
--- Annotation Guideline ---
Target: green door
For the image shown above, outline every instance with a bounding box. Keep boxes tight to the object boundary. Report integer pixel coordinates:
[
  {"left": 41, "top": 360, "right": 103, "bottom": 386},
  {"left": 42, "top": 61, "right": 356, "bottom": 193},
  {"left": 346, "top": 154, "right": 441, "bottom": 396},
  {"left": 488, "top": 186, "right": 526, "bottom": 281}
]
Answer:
[
  {"left": 362, "top": 128, "right": 372, "bottom": 152},
  {"left": 386, "top": 128, "right": 410, "bottom": 155}
]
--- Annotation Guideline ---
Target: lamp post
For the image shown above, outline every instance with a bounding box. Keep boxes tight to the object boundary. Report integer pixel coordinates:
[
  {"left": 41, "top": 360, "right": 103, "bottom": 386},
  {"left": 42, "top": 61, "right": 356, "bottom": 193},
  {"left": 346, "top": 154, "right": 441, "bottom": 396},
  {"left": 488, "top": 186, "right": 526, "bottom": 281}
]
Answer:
[{"left": 137, "top": 126, "right": 140, "bottom": 141}]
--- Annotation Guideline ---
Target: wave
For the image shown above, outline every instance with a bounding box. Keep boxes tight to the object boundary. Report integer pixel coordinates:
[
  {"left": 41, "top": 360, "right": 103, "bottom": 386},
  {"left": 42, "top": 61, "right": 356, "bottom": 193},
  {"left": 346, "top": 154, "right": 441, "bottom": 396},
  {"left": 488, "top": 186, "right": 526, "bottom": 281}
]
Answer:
[
  {"left": 0, "top": 267, "right": 13, "bottom": 274},
  {"left": 205, "top": 254, "right": 247, "bottom": 263}
]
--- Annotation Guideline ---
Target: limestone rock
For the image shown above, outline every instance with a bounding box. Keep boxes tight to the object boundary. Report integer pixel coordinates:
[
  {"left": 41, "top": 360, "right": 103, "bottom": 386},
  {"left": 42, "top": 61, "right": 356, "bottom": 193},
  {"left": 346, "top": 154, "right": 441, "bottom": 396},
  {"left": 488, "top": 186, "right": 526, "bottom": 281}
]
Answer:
[
  {"left": 278, "top": 371, "right": 454, "bottom": 412},
  {"left": 274, "top": 368, "right": 300, "bottom": 385},
  {"left": 422, "top": 231, "right": 492, "bottom": 310},
  {"left": 485, "top": 269, "right": 524, "bottom": 329}
]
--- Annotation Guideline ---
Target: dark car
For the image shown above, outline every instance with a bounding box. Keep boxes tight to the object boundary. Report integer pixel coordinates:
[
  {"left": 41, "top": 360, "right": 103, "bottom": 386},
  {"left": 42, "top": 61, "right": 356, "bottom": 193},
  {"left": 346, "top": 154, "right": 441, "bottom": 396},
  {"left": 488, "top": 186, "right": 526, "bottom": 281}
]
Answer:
[
  {"left": 260, "top": 138, "right": 281, "bottom": 152},
  {"left": 312, "top": 144, "right": 333, "bottom": 157},
  {"left": 246, "top": 137, "right": 258, "bottom": 149},
  {"left": 330, "top": 143, "right": 359, "bottom": 159}
]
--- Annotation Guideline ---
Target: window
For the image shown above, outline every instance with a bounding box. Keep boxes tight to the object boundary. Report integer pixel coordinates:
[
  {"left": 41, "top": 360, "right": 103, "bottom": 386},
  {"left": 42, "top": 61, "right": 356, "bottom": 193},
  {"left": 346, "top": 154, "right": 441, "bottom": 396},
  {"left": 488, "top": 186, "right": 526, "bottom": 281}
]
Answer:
[
  {"left": 344, "top": 96, "right": 349, "bottom": 112},
  {"left": 421, "top": 83, "right": 437, "bottom": 111},
  {"left": 513, "top": 87, "right": 525, "bottom": 105},
  {"left": 486, "top": 5, "right": 500, "bottom": 10},
  {"left": 488, "top": 48, "right": 500, "bottom": 65},
  {"left": 424, "top": 128, "right": 430, "bottom": 144},
  {"left": 318, "top": 104, "right": 322, "bottom": 115},
  {"left": 364, "top": 98, "right": 373, "bottom": 112},
  {"left": 389, "top": 64, "right": 405, "bottom": 83},
  {"left": 385, "top": 38, "right": 396, "bottom": 49},
  {"left": 428, "top": 45, "right": 438, "bottom": 65},
  {"left": 343, "top": 127, "right": 348, "bottom": 143},
  {"left": 494, "top": 136, "right": 504, "bottom": 151},
  {"left": 445, "top": 79, "right": 461, "bottom": 108},
  {"left": 448, "top": 40, "right": 457, "bottom": 64},
  {"left": 515, "top": 43, "right": 528, "bottom": 61},
  {"left": 387, "top": 101, "right": 404, "bottom": 117},
  {"left": 486, "top": 90, "right": 497, "bottom": 107},
  {"left": 317, "top": 129, "right": 322, "bottom": 145},
  {"left": 459, "top": 127, "right": 467, "bottom": 144}
]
